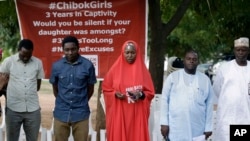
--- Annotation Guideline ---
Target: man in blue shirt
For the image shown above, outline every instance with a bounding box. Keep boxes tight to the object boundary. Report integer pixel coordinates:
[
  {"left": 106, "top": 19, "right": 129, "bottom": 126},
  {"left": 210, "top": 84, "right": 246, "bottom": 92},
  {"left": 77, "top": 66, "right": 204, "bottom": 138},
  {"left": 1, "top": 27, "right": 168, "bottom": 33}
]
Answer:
[{"left": 49, "top": 35, "right": 97, "bottom": 141}]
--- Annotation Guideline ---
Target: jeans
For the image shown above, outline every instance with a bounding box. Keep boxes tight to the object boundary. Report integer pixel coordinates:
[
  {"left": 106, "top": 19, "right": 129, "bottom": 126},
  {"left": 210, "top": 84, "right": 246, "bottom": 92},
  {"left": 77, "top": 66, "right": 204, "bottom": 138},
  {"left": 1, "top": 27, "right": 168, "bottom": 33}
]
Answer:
[
  {"left": 54, "top": 118, "right": 89, "bottom": 141},
  {"left": 6, "top": 108, "right": 41, "bottom": 141}
]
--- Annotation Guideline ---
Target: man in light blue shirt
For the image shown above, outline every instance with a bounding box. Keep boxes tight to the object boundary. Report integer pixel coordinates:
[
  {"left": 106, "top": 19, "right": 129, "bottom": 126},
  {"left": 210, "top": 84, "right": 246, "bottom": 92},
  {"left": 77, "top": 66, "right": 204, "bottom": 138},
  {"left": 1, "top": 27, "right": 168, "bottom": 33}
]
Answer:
[{"left": 160, "top": 49, "right": 214, "bottom": 141}]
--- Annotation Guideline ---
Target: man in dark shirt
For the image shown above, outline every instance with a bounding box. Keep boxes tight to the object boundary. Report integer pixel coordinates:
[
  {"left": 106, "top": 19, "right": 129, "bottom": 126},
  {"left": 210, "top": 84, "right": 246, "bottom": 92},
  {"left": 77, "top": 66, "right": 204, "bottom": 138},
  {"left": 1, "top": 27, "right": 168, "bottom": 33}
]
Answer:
[{"left": 49, "top": 35, "right": 97, "bottom": 141}]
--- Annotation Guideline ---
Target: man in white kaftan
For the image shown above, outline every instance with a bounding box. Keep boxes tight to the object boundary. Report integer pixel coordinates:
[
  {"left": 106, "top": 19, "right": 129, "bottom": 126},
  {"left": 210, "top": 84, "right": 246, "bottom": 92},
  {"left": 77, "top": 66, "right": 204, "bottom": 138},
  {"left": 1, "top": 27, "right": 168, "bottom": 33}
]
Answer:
[
  {"left": 160, "top": 50, "right": 214, "bottom": 141},
  {"left": 213, "top": 37, "right": 250, "bottom": 141}
]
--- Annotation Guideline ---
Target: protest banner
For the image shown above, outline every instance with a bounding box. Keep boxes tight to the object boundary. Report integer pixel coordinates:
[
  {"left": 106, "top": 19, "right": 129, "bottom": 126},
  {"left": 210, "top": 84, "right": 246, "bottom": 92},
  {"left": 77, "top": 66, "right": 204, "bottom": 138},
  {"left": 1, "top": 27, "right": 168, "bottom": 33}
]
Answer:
[{"left": 15, "top": 0, "right": 147, "bottom": 78}]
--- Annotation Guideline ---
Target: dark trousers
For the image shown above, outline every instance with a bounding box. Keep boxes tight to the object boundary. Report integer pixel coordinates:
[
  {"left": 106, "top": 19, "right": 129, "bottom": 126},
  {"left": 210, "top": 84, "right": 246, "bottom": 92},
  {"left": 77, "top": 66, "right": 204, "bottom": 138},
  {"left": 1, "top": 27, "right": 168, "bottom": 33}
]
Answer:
[{"left": 6, "top": 108, "right": 41, "bottom": 141}]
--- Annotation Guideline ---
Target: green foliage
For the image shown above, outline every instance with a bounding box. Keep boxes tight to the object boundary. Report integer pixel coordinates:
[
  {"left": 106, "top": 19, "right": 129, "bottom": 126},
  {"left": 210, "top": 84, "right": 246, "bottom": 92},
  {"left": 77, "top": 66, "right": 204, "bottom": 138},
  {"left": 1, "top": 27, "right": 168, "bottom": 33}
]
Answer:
[
  {"left": 164, "top": 9, "right": 217, "bottom": 62},
  {"left": 160, "top": 0, "right": 183, "bottom": 23},
  {"left": 0, "top": 0, "right": 20, "bottom": 58},
  {"left": 160, "top": 0, "right": 250, "bottom": 63}
]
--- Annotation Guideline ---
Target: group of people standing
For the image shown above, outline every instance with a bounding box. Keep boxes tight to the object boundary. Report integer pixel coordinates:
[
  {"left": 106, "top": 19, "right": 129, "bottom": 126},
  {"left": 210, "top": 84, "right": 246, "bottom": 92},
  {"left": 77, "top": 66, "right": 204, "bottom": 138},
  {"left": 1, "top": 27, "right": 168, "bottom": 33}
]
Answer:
[
  {"left": 0, "top": 36, "right": 249, "bottom": 141},
  {"left": 0, "top": 36, "right": 155, "bottom": 141},
  {"left": 0, "top": 36, "right": 97, "bottom": 141},
  {"left": 160, "top": 37, "right": 250, "bottom": 141},
  {"left": 101, "top": 36, "right": 250, "bottom": 141}
]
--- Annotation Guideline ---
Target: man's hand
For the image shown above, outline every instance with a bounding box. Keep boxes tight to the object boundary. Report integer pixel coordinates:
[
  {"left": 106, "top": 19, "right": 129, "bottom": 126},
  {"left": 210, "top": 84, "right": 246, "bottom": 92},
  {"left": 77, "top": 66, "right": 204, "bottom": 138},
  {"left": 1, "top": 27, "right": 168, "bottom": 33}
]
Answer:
[
  {"left": 0, "top": 102, "right": 1, "bottom": 117},
  {"left": 204, "top": 131, "right": 212, "bottom": 139},
  {"left": 0, "top": 73, "right": 9, "bottom": 90},
  {"left": 161, "top": 125, "right": 169, "bottom": 139}
]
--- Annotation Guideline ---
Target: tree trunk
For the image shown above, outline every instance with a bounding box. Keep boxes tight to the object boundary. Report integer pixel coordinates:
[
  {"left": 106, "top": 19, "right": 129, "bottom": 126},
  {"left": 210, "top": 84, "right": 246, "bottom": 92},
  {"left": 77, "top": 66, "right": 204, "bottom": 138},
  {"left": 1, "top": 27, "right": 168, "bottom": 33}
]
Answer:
[
  {"left": 148, "top": 0, "right": 166, "bottom": 93},
  {"left": 148, "top": 0, "right": 192, "bottom": 93}
]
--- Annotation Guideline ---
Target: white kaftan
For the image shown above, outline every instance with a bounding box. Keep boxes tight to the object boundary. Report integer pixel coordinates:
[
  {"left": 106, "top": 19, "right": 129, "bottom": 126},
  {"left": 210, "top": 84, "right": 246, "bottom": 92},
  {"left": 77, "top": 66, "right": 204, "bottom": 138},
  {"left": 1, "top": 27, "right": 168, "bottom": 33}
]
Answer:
[
  {"left": 160, "top": 69, "right": 214, "bottom": 141},
  {"left": 213, "top": 60, "right": 250, "bottom": 141}
]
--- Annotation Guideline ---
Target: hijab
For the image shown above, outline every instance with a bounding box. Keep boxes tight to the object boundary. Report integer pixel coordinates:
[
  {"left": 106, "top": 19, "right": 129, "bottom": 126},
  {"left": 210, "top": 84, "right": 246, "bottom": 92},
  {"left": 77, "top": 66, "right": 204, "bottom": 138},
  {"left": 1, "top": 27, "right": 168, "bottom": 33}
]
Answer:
[{"left": 102, "top": 40, "right": 154, "bottom": 98}]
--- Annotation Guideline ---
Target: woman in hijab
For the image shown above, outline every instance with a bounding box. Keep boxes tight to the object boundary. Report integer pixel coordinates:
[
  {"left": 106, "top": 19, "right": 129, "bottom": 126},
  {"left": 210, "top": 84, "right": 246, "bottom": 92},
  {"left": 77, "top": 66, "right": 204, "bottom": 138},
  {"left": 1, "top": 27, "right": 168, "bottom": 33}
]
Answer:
[{"left": 102, "top": 40, "right": 155, "bottom": 141}]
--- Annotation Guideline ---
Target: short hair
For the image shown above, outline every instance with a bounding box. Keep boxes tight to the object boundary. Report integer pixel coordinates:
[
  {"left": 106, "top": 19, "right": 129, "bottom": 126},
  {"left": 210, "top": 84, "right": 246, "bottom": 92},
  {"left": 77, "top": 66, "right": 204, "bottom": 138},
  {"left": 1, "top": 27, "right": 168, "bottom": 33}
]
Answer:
[
  {"left": 184, "top": 49, "right": 198, "bottom": 58},
  {"left": 62, "top": 36, "right": 79, "bottom": 48},
  {"left": 18, "top": 39, "right": 34, "bottom": 51}
]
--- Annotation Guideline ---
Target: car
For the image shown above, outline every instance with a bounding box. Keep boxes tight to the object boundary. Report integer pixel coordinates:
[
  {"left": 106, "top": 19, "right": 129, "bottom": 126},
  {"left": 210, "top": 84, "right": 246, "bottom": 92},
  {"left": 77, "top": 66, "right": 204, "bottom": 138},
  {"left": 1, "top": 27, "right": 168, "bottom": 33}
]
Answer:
[{"left": 197, "top": 63, "right": 213, "bottom": 81}]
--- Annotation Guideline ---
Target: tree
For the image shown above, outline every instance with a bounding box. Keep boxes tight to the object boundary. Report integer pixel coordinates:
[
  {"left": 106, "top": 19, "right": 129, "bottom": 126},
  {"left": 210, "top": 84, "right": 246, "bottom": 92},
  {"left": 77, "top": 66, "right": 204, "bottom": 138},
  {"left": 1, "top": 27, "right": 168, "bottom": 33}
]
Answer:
[
  {"left": 0, "top": 0, "right": 20, "bottom": 57},
  {"left": 148, "top": 0, "right": 250, "bottom": 93},
  {"left": 148, "top": 0, "right": 192, "bottom": 93}
]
